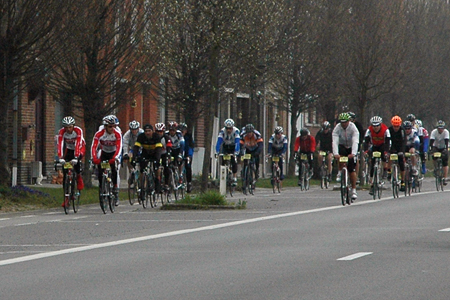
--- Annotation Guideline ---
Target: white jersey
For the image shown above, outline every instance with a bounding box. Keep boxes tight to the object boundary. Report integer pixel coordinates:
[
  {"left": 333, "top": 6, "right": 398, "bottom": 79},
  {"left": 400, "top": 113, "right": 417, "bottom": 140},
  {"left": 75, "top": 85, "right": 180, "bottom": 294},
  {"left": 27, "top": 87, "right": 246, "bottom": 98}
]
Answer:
[
  {"left": 430, "top": 128, "right": 449, "bottom": 149},
  {"left": 332, "top": 122, "right": 359, "bottom": 156},
  {"left": 122, "top": 129, "right": 144, "bottom": 154},
  {"left": 91, "top": 127, "right": 123, "bottom": 158}
]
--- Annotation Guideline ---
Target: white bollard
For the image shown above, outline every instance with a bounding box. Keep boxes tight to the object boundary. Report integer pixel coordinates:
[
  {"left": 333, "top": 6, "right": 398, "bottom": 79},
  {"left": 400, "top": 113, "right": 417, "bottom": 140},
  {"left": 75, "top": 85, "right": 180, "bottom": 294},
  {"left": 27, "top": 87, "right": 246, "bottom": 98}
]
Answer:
[{"left": 220, "top": 166, "right": 227, "bottom": 195}]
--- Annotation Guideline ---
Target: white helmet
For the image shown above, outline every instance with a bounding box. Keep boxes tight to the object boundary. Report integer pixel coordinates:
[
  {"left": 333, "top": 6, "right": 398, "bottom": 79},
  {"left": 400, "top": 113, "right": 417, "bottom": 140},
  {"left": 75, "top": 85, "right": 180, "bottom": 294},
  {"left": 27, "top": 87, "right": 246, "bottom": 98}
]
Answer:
[
  {"left": 370, "top": 116, "right": 382, "bottom": 126},
  {"left": 155, "top": 122, "right": 166, "bottom": 131},
  {"left": 129, "top": 120, "right": 140, "bottom": 129},
  {"left": 224, "top": 119, "right": 234, "bottom": 128},
  {"left": 62, "top": 116, "right": 75, "bottom": 126}
]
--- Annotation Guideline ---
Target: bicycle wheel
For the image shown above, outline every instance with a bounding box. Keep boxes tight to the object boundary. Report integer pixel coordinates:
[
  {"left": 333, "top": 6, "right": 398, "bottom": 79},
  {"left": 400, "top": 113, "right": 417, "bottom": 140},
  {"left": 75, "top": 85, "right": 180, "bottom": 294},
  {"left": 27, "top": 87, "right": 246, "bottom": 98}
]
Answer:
[
  {"left": 99, "top": 178, "right": 108, "bottom": 214},
  {"left": 141, "top": 174, "right": 149, "bottom": 209},
  {"left": 227, "top": 171, "right": 235, "bottom": 197},
  {"left": 392, "top": 165, "right": 399, "bottom": 198},
  {"left": 128, "top": 173, "right": 137, "bottom": 205},
  {"left": 108, "top": 182, "right": 115, "bottom": 213},
  {"left": 63, "top": 172, "right": 71, "bottom": 214},
  {"left": 276, "top": 168, "right": 281, "bottom": 193},
  {"left": 271, "top": 165, "right": 277, "bottom": 193},
  {"left": 372, "top": 166, "right": 378, "bottom": 200},
  {"left": 248, "top": 165, "right": 255, "bottom": 195},
  {"left": 176, "top": 168, "right": 186, "bottom": 200},
  {"left": 72, "top": 175, "right": 80, "bottom": 213},
  {"left": 340, "top": 168, "right": 348, "bottom": 206},
  {"left": 320, "top": 165, "right": 326, "bottom": 189}
]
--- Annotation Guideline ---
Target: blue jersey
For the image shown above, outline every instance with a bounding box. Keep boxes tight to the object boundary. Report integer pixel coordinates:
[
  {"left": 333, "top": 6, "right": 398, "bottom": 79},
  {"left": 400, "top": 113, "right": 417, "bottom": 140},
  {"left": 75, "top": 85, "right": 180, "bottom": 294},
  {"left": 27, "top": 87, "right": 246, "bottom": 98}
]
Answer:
[{"left": 216, "top": 127, "right": 240, "bottom": 154}]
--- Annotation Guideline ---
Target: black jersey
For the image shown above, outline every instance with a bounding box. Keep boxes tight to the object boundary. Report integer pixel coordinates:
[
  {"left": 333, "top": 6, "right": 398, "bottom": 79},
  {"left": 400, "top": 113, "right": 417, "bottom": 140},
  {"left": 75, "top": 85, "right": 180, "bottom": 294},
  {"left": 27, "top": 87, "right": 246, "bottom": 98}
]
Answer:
[{"left": 388, "top": 126, "right": 406, "bottom": 153}]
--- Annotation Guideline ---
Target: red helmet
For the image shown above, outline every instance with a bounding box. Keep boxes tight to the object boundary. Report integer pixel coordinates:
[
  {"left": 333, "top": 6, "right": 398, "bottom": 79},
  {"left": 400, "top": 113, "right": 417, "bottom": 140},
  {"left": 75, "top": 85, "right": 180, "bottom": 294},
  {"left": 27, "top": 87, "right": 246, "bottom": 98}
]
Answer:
[{"left": 391, "top": 116, "right": 402, "bottom": 126}]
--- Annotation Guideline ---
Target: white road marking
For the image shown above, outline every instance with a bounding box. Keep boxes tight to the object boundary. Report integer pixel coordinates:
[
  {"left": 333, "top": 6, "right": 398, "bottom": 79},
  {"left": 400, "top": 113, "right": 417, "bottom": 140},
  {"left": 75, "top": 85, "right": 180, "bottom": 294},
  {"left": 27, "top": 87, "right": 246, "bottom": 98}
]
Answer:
[
  {"left": 0, "top": 189, "right": 444, "bottom": 267},
  {"left": 0, "top": 218, "right": 10, "bottom": 221},
  {"left": 20, "top": 215, "right": 36, "bottom": 218},
  {"left": 337, "top": 252, "right": 373, "bottom": 261},
  {"left": 438, "top": 228, "right": 450, "bottom": 232}
]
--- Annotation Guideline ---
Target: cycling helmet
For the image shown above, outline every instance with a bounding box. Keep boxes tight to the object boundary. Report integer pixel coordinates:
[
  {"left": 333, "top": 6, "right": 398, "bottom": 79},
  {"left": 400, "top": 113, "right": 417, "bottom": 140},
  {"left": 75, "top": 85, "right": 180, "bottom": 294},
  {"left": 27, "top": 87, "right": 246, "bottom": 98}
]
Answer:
[
  {"left": 245, "top": 124, "right": 255, "bottom": 132},
  {"left": 406, "top": 114, "right": 415, "bottom": 122},
  {"left": 403, "top": 120, "right": 412, "bottom": 129},
  {"left": 437, "top": 120, "right": 446, "bottom": 128},
  {"left": 168, "top": 121, "right": 178, "bottom": 130},
  {"left": 62, "top": 116, "right": 75, "bottom": 126},
  {"left": 370, "top": 115, "right": 382, "bottom": 126},
  {"left": 338, "top": 112, "right": 351, "bottom": 122},
  {"left": 129, "top": 120, "right": 140, "bottom": 130},
  {"left": 415, "top": 119, "right": 422, "bottom": 127},
  {"left": 274, "top": 126, "right": 283, "bottom": 134},
  {"left": 322, "top": 121, "right": 330, "bottom": 129},
  {"left": 155, "top": 122, "right": 166, "bottom": 131},
  {"left": 391, "top": 116, "right": 402, "bottom": 126},
  {"left": 178, "top": 122, "right": 188, "bottom": 130},
  {"left": 102, "top": 115, "right": 116, "bottom": 125},
  {"left": 224, "top": 118, "right": 234, "bottom": 128},
  {"left": 143, "top": 124, "right": 153, "bottom": 131},
  {"left": 348, "top": 112, "right": 356, "bottom": 120},
  {"left": 300, "top": 128, "right": 310, "bottom": 137}
]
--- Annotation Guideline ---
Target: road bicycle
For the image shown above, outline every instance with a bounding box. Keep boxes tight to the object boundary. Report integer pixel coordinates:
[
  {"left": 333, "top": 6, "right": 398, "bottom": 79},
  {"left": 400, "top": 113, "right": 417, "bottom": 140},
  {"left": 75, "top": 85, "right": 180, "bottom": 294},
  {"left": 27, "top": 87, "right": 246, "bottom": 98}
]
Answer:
[
  {"left": 98, "top": 161, "right": 116, "bottom": 214},
  {"left": 297, "top": 153, "right": 311, "bottom": 191},
  {"left": 267, "top": 155, "right": 282, "bottom": 193},
  {"left": 128, "top": 165, "right": 140, "bottom": 205},
  {"left": 338, "top": 156, "right": 351, "bottom": 206},
  {"left": 242, "top": 152, "right": 257, "bottom": 195},
  {"left": 371, "top": 151, "right": 383, "bottom": 200},
  {"left": 218, "top": 153, "right": 236, "bottom": 197},
  {"left": 56, "top": 160, "right": 80, "bottom": 214},
  {"left": 433, "top": 152, "right": 444, "bottom": 191},
  {"left": 403, "top": 153, "right": 414, "bottom": 196},
  {"left": 165, "top": 155, "right": 185, "bottom": 203},
  {"left": 389, "top": 153, "right": 400, "bottom": 198},
  {"left": 139, "top": 158, "right": 157, "bottom": 208},
  {"left": 359, "top": 150, "right": 370, "bottom": 186},
  {"left": 319, "top": 151, "right": 331, "bottom": 189}
]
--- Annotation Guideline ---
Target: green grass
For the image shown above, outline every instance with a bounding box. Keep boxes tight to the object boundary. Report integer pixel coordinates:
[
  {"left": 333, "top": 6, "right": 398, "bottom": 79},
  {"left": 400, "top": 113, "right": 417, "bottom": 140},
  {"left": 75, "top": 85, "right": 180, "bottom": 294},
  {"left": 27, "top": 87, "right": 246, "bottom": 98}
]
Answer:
[
  {"left": 167, "top": 190, "right": 246, "bottom": 209},
  {"left": 0, "top": 185, "right": 128, "bottom": 212}
]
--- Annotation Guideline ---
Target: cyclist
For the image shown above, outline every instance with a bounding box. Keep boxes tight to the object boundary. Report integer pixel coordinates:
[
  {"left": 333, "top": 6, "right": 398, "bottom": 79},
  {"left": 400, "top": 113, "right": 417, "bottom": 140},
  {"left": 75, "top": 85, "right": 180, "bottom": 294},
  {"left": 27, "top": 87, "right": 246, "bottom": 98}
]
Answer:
[
  {"left": 155, "top": 122, "right": 173, "bottom": 191},
  {"left": 268, "top": 126, "right": 288, "bottom": 180},
  {"left": 315, "top": 121, "right": 333, "bottom": 178},
  {"left": 387, "top": 116, "right": 407, "bottom": 191},
  {"left": 294, "top": 128, "right": 316, "bottom": 184},
  {"left": 429, "top": 120, "right": 449, "bottom": 185},
  {"left": 179, "top": 122, "right": 195, "bottom": 193},
  {"left": 166, "top": 121, "right": 185, "bottom": 181},
  {"left": 240, "top": 124, "right": 264, "bottom": 180},
  {"left": 91, "top": 115, "right": 123, "bottom": 206},
  {"left": 363, "top": 116, "right": 391, "bottom": 195},
  {"left": 415, "top": 119, "right": 429, "bottom": 175},
  {"left": 348, "top": 112, "right": 364, "bottom": 181},
  {"left": 57, "top": 116, "right": 86, "bottom": 206},
  {"left": 403, "top": 120, "right": 420, "bottom": 175},
  {"left": 215, "top": 119, "right": 240, "bottom": 186},
  {"left": 132, "top": 124, "right": 164, "bottom": 191},
  {"left": 122, "top": 120, "right": 144, "bottom": 171},
  {"left": 332, "top": 112, "right": 360, "bottom": 201}
]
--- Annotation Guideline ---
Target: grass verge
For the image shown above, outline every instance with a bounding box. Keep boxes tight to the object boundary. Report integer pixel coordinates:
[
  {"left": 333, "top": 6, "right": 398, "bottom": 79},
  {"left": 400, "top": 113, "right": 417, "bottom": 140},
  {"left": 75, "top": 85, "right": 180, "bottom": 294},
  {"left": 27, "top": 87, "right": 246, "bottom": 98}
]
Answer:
[{"left": 163, "top": 190, "right": 246, "bottom": 210}]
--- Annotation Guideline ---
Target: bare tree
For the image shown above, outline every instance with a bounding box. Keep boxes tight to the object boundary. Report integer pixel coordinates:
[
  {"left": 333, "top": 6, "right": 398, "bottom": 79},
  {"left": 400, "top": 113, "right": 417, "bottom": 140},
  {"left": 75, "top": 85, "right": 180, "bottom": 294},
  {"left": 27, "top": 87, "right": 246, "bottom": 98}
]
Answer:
[
  {"left": 0, "top": 0, "right": 67, "bottom": 186},
  {"left": 46, "top": 0, "right": 158, "bottom": 187}
]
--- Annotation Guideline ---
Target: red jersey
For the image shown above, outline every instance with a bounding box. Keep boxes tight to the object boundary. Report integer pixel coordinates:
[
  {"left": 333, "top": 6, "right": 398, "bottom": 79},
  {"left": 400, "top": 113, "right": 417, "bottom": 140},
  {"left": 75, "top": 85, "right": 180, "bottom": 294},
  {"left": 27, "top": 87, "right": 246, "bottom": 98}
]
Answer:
[
  {"left": 294, "top": 135, "right": 316, "bottom": 153},
  {"left": 57, "top": 126, "right": 85, "bottom": 158},
  {"left": 366, "top": 123, "right": 389, "bottom": 146}
]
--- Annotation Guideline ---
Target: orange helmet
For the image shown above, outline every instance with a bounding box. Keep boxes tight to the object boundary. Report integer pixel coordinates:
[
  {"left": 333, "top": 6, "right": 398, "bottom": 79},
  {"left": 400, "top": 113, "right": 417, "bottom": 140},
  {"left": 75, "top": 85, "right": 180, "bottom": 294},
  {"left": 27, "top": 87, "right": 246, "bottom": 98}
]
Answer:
[{"left": 391, "top": 116, "right": 402, "bottom": 126}]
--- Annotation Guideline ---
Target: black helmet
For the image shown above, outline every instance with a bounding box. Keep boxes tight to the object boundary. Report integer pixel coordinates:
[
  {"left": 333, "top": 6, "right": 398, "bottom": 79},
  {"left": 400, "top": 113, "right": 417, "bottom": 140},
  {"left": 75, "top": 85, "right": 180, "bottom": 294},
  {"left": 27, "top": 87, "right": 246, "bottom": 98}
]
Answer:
[
  {"left": 403, "top": 120, "right": 412, "bottom": 129},
  {"left": 322, "top": 121, "right": 330, "bottom": 129},
  {"left": 300, "top": 128, "right": 310, "bottom": 137},
  {"left": 406, "top": 114, "right": 416, "bottom": 122},
  {"left": 245, "top": 124, "right": 255, "bottom": 132}
]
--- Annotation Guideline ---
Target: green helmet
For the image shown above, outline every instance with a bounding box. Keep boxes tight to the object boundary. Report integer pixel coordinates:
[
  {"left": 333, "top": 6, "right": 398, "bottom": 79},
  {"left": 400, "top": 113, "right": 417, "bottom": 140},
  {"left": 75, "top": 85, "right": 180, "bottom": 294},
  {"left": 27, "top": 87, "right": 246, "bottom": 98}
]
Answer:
[{"left": 339, "top": 112, "right": 351, "bottom": 122}]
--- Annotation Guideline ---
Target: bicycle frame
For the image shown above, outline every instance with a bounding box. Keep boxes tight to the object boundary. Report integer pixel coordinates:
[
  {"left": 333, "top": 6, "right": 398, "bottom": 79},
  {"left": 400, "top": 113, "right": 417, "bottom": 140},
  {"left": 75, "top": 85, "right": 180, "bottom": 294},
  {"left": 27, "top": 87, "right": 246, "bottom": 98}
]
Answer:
[
  {"left": 390, "top": 153, "right": 400, "bottom": 198},
  {"left": 339, "top": 156, "right": 351, "bottom": 206},
  {"left": 297, "top": 153, "right": 310, "bottom": 191}
]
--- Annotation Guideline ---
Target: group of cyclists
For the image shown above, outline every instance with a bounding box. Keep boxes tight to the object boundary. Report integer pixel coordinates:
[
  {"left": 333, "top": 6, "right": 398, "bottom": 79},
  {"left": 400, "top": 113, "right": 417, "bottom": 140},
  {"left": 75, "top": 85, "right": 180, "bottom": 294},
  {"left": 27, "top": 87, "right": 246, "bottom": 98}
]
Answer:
[
  {"left": 56, "top": 115, "right": 195, "bottom": 207},
  {"left": 214, "top": 112, "right": 449, "bottom": 202},
  {"left": 57, "top": 111, "right": 448, "bottom": 207}
]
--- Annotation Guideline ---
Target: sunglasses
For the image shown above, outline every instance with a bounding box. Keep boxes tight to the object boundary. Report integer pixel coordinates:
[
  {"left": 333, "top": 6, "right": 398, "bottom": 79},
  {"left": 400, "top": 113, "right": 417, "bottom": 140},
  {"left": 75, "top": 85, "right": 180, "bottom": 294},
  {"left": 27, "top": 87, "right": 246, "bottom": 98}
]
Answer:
[{"left": 107, "top": 125, "right": 115, "bottom": 128}]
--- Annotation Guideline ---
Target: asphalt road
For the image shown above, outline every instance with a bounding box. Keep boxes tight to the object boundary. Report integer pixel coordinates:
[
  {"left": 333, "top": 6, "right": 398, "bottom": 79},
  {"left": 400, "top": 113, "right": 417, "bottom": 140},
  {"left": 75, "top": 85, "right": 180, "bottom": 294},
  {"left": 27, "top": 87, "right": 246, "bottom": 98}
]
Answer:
[{"left": 1, "top": 179, "right": 450, "bottom": 299}]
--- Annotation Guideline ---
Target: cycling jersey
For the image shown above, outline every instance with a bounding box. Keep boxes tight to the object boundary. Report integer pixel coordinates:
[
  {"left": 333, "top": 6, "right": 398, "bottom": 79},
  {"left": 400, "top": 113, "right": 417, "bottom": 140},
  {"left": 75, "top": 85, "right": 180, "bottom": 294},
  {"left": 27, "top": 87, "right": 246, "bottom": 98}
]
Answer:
[
  {"left": 332, "top": 122, "right": 359, "bottom": 156},
  {"left": 268, "top": 134, "right": 288, "bottom": 154},
  {"left": 363, "top": 123, "right": 390, "bottom": 152},
  {"left": 134, "top": 132, "right": 164, "bottom": 156},
  {"left": 122, "top": 128, "right": 144, "bottom": 154},
  {"left": 430, "top": 128, "right": 450, "bottom": 150},
  {"left": 216, "top": 126, "right": 240, "bottom": 154},
  {"left": 388, "top": 126, "right": 406, "bottom": 153},
  {"left": 240, "top": 129, "right": 263, "bottom": 153},
  {"left": 315, "top": 129, "right": 332, "bottom": 152},
  {"left": 57, "top": 126, "right": 85, "bottom": 159},
  {"left": 91, "top": 127, "right": 123, "bottom": 159},
  {"left": 166, "top": 130, "right": 185, "bottom": 151},
  {"left": 405, "top": 129, "right": 420, "bottom": 149},
  {"left": 294, "top": 135, "right": 316, "bottom": 153}
]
